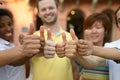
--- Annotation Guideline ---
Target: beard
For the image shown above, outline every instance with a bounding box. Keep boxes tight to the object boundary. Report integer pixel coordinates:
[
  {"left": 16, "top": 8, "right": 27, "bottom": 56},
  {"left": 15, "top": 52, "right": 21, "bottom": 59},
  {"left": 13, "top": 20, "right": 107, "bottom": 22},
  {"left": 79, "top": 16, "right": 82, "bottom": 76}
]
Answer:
[{"left": 42, "top": 16, "right": 57, "bottom": 26}]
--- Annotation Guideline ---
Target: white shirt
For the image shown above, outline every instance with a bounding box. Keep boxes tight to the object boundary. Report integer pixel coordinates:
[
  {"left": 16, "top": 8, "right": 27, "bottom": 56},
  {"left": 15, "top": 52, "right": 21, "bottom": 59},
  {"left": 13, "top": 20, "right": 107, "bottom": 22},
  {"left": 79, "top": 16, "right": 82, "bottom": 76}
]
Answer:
[
  {"left": 0, "top": 38, "right": 26, "bottom": 80},
  {"left": 105, "top": 39, "right": 120, "bottom": 80}
]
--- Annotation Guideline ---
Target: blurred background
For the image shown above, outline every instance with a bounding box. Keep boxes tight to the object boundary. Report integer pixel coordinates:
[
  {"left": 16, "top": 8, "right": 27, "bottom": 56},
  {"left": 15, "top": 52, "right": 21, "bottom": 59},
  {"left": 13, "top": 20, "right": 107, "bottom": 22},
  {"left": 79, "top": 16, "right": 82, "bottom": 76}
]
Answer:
[{"left": 0, "top": 0, "right": 119, "bottom": 45}]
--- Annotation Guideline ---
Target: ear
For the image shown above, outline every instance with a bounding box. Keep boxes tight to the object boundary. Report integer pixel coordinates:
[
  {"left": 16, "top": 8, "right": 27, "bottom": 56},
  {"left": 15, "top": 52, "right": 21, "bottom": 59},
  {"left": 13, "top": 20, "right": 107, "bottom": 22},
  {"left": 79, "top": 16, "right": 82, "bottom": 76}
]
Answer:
[{"left": 38, "top": 12, "right": 41, "bottom": 18}]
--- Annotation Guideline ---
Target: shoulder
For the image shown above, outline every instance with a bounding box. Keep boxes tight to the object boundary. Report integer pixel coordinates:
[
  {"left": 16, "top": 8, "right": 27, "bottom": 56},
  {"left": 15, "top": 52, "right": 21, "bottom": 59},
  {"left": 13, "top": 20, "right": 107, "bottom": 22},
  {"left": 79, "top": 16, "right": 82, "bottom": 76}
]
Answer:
[
  {"left": 0, "top": 38, "right": 7, "bottom": 50},
  {"left": 0, "top": 44, "right": 6, "bottom": 50},
  {"left": 104, "top": 39, "right": 120, "bottom": 49}
]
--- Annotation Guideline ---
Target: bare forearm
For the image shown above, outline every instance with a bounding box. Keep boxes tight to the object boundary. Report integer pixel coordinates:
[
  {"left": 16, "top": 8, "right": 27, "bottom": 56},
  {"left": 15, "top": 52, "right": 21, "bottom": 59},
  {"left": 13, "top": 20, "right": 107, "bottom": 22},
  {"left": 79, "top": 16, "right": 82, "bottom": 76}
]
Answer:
[
  {"left": 9, "top": 56, "right": 31, "bottom": 66},
  {"left": 0, "top": 46, "right": 25, "bottom": 67},
  {"left": 75, "top": 55, "right": 105, "bottom": 69},
  {"left": 10, "top": 49, "right": 44, "bottom": 66},
  {"left": 93, "top": 46, "right": 120, "bottom": 60}
]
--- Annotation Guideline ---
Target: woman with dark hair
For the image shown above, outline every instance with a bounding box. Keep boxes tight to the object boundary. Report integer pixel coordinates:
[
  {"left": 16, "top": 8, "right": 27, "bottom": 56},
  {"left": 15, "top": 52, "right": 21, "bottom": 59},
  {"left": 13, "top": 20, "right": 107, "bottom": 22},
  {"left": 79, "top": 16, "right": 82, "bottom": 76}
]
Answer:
[
  {"left": 0, "top": 8, "right": 26, "bottom": 80},
  {"left": 101, "top": 8, "right": 115, "bottom": 42},
  {"left": 75, "top": 6, "right": 120, "bottom": 80},
  {"left": 79, "top": 13, "right": 110, "bottom": 80},
  {"left": 66, "top": 8, "right": 85, "bottom": 39}
]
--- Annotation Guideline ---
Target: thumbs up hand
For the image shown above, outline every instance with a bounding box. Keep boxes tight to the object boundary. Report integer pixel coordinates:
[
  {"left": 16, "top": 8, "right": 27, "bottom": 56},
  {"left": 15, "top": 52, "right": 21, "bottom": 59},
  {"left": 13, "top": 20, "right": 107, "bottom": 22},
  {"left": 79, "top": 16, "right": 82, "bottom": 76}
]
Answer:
[
  {"left": 65, "top": 28, "right": 78, "bottom": 59},
  {"left": 56, "top": 32, "right": 67, "bottom": 58},
  {"left": 19, "top": 24, "right": 41, "bottom": 57},
  {"left": 77, "top": 29, "right": 93, "bottom": 56},
  {"left": 39, "top": 26, "right": 45, "bottom": 53},
  {"left": 44, "top": 29, "right": 56, "bottom": 59}
]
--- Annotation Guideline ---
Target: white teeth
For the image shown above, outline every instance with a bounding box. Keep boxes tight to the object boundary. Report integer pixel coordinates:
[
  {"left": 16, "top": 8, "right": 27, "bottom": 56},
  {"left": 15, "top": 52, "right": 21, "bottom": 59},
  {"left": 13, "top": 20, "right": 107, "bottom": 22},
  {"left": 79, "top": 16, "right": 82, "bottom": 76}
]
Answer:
[
  {"left": 91, "top": 36, "right": 98, "bottom": 39},
  {"left": 5, "top": 33, "right": 12, "bottom": 36},
  {"left": 46, "top": 14, "right": 51, "bottom": 17},
  {"left": 47, "top": 16, "right": 52, "bottom": 19}
]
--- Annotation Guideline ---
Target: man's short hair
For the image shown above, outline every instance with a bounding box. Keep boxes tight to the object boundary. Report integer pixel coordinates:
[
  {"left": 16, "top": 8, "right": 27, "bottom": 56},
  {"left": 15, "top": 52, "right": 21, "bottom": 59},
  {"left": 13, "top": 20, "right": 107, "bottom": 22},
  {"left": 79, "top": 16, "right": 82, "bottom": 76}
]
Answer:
[{"left": 36, "top": 0, "right": 58, "bottom": 12}]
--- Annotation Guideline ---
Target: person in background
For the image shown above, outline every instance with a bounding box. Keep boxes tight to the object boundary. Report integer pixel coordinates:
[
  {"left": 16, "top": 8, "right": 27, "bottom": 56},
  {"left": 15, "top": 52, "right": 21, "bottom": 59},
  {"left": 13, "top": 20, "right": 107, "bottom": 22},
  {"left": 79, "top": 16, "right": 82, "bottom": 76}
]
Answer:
[
  {"left": 66, "top": 8, "right": 85, "bottom": 80},
  {"left": 101, "top": 8, "right": 115, "bottom": 42},
  {"left": 28, "top": 0, "right": 43, "bottom": 31},
  {"left": 66, "top": 8, "right": 85, "bottom": 39},
  {"left": 35, "top": 15, "right": 43, "bottom": 30}
]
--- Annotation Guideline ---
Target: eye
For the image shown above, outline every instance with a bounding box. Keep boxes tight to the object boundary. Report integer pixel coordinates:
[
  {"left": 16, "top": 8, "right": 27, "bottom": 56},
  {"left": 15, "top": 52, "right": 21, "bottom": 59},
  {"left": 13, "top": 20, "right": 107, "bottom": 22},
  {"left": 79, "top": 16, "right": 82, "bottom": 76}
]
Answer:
[
  {"left": 0, "top": 24, "right": 4, "bottom": 28},
  {"left": 40, "top": 8, "right": 46, "bottom": 12},
  {"left": 97, "top": 26, "right": 102, "bottom": 29},
  {"left": 49, "top": 7, "right": 54, "bottom": 10}
]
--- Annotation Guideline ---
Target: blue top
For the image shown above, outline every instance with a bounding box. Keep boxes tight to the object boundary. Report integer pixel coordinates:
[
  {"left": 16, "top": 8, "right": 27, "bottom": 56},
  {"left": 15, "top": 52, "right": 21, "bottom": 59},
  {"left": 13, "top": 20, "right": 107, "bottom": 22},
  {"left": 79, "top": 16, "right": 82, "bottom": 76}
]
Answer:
[{"left": 0, "top": 38, "right": 26, "bottom": 80}]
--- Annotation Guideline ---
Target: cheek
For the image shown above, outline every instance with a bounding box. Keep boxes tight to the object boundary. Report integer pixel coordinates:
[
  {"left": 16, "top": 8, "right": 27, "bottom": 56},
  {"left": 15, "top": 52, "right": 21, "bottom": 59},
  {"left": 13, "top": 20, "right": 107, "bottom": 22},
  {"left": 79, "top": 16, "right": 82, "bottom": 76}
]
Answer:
[
  {"left": 0, "top": 30, "right": 5, "bottom": 34},
  {"left": 118, "top": 23, "right": 120, "bottom": 28},
  {"left": 38, "top": 13, "right": 43, "bottom": 18},
  {"left": 101, "top": 32, "right": 105, "bottom": 40},
  {"left": 99, "top": 30, "right": 105, "bottom": 39},
  {"left": 52, "top": 10, "right": 57, "bottom": 15}
]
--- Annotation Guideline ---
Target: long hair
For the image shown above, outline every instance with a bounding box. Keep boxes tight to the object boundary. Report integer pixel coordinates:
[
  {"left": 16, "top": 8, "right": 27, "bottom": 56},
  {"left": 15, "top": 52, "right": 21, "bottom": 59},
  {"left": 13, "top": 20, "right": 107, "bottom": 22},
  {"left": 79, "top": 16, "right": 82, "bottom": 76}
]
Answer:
[
  {"left": 66, "top": 8, "right": 85, "bottom": 39},
  {"left": 35, "top": 0, "right": 58, "bottom": 12},
  {"left": 115, "top": 6, "right": 120, "bottom": 27},
  {"left": 84, "top": 13, "right": 111, "bottom": 44}
]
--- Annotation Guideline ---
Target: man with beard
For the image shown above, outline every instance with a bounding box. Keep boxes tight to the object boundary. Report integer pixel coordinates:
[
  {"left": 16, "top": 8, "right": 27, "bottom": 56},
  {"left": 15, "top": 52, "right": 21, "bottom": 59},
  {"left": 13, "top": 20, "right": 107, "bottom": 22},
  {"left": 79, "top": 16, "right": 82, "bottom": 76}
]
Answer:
[{"left": 31, "top": 0, "right": 74, "bottom": 80}]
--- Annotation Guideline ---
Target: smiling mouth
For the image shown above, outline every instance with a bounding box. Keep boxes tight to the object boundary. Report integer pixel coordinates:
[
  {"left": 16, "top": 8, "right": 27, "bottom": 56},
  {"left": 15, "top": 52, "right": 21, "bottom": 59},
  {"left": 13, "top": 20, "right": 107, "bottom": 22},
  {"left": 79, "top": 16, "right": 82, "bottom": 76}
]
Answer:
[
  {"left": 91, "top": 36, "right": 98, "bottom": 39},
  {"left": 5, "top": 33, "right": 12, "bottom": 37}
]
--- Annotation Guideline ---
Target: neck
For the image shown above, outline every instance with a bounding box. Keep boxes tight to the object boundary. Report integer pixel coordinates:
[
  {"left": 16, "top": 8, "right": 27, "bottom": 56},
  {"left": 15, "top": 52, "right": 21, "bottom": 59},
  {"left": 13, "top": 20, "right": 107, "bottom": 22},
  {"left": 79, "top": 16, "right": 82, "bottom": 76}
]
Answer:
[
  {"left": 94, "top": 41, "right": 103, "bottom": 46},
  {"left": 43, "top": 22, "right": 60, "bottom": 34}
]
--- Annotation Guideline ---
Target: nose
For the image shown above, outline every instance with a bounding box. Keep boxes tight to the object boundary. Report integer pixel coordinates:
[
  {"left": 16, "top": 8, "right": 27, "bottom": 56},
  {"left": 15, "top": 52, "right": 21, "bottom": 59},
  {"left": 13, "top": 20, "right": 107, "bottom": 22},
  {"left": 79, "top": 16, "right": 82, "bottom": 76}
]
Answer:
[
  {"left": 46, "top": 9, "right": 51, "bottom": 14},
  {"left": 91, "top": 28, "right": 97, "bottom": 33}
]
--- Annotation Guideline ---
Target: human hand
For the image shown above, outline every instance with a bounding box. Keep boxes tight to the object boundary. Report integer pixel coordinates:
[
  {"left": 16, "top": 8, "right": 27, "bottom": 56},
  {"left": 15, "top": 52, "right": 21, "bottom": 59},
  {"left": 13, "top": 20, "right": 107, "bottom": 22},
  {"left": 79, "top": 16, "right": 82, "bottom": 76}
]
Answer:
[
  {"left": 65, "top": 28, "right": 78, "bottom": 59},
  {"left": 44, "top": 29, "right": 56, "bottom": 58},
  {"left": 19, "top": 24, "right": 41, "bottom": 57},
  {"left": 56, "top": 32, "right": 67, "bottom": 58},
  {"left": 39, "top": 26, "right": 45, "bottom": 53},
  {"left": 77, "top": 30, "right": 93, "bottom": 56}
]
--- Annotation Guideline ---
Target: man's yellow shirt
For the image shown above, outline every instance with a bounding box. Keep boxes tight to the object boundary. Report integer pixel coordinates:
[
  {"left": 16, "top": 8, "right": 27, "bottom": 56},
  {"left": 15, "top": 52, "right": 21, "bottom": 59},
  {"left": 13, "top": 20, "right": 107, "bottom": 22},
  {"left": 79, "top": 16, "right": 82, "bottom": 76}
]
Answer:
[{"left": 32, "top": 28, "right": 73, "bottom": 80}]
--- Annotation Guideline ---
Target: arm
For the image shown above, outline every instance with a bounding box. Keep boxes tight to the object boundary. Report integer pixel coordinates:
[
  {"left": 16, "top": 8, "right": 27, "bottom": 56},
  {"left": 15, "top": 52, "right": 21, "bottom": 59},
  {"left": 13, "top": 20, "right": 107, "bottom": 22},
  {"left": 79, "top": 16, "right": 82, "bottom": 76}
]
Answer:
[
  {"left": 78, "top": 29, "right": 120, "bottom": 60},
  {"left": 72, "top": 60, "right": 79, "bottom": 80},
  {"left": 66, "top": 29, "right": 106, "bottom": 69},
  {"left": 65, "top": 39, "right": 106, "bottom": 69},
  {"left": 9, "top": 33, "right": 41, "bottom": 66},
  {"left": 93, "top": 46, "right": 120, "bottom": 60},
  {"left": 8, "top": 24, "right": 41, "bottom": 66},
  {"left": 75, "top": 55, "right": 106, "bottom": 69},
  {"left": 0, "top": 46, "right": 27, "bottom": 67}
]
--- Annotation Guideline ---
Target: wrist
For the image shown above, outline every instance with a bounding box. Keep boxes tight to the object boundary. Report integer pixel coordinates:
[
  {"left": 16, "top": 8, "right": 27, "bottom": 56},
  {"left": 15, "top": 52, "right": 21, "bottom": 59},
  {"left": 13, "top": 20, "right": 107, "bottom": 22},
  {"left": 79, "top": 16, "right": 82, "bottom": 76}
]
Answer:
[
  {"left": 17, "top": 45, "right": 27, "bottom": 58},
  {"left": 92, "top": 46, "right": 97, "bottom": 55}
]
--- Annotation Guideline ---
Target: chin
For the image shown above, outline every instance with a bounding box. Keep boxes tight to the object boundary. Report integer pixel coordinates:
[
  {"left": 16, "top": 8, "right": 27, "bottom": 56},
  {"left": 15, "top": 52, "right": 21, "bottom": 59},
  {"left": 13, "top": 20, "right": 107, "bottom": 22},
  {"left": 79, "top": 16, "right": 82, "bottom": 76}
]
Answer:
[
  {"left": 5, "top": 38, "right": 13, "bottom": 42},
  {"left": 93, "top": 40, "right": 98, "bottom": 43}
]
